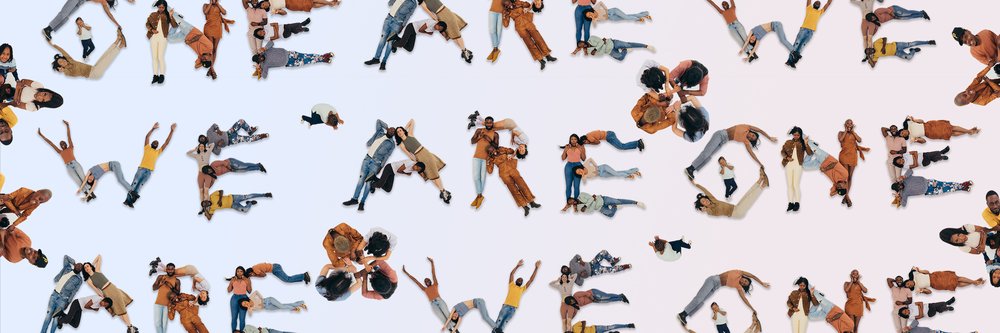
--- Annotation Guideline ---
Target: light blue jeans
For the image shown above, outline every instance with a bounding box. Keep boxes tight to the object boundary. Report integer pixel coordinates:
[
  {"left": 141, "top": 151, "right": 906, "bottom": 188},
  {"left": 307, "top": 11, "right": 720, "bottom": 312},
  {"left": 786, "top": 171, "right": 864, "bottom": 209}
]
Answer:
[
  {"left": 271, "top": 263, "right": 305, "bottom": 283},
  {"left": 788, "top": 28, "right": 815, "bottom": 61},
  {"left": 605, "top": 131, "right": 640, "bottom": 150},
  {"left": 599, "top": 196, "right": 638, "bottom": 217},
  {"left": 727, "top": 20, "right": 747, "bottom": 45},
  {"left": 153, "top": 304, "right": 169, "bottom": 333},
  {"left": 231, "top": 193, "right": 269, "bottom": 212},
  {"left": 488, "top": 12, "right": 503, "bottom": 48},
  {"left": 595, "top": 324, "right": 632, "bottom": 333},
  {"left": 589, "top": 289, "right": 625, "bottom": 303},
  {"left": 430, "top": 297, "right": 450, "bottom": 323},
  {"left": 352, "top": 156, "right": 380, "bottom": 203},
  {"left": 227, "top": 158, "right": 262, "bottom": 172},
  {"left": 606, "top": 8, "right": 648, "bottom": 21},
  {"left": 597, "top": 165, "right": 638, "bottom": 178},
  {"left": 495, "top": 304, "right": 517, "bottom": 330},
  {"left": 890, "top": 5, "right": 925, "bottom": 20},
  {"left": 66, "top": 160, "right": 85, "bottom": 186},
  {"left": 894, "top": 41, "right": 934, "bottom": 60},
  {"left": 263, "top": 297, "right": 304, "bottom": 311},
  {"left": 473, "top": 158, "right": 487, "bottom": 195},
  {"left": 609, "top": 40, "right": 647, "bottom": 61},
  {"left": 375, "top": 0, "right": 416, "bottom": 64},
  {"left": 129, "top": 167, "right": 153, "bottom": 194}
]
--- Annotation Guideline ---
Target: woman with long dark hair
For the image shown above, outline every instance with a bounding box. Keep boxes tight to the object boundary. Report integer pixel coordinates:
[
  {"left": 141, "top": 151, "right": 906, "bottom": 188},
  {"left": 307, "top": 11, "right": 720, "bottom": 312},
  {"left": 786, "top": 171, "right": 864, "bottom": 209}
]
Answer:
[
  {"left": 939, "top": 224, "right": 995, "bottom": 254},
  {"left": 781, "top": 126, "right": 812, "bottom": 212},
  {"left": 0, "top": 43, "right": 18, "bottom": 81},
  {"left": 787, "top": 277, "right": 817, "bottom": 333},
  {"left": 226, "top": 266, "right": 252, "bottom": 332},
  {"left": 678, "top": 270, "right": 770, "bottom": 332},
  {"left": 668, "top": 60, "right": 710, "bottom": 100},
  {"left": 48, "top": 31, "right": 126, "bottom": 80},
  {"left": 81, "top": 255, "right": 138, "bottom": 333},
  {"left": 315, "top": 263, "right": 362, "bottom": 301},
  {"left": 395, "top": 119, "right": 451, "bottom": 204},
  {"left": 146, "top": 0, "right": 176, "bottom": 84},
  {"left": 561, "top": 134, "right": 586, "bottom": 210},
  {"left": 202, "top": 0, "right": 234, "bottom": 79},
  {"left": 670, "top": 96, "right": 710, "bottom": 142},
  {"left": 0, "top": 78, "right": 64, "bottom": 111}
]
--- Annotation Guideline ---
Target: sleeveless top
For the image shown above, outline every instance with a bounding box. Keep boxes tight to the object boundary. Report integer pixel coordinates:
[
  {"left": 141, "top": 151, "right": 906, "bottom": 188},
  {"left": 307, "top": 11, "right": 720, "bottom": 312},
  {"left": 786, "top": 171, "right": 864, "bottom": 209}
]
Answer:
[
  {"left": 231, "top": 278, "right": 250, "bottom": 295},
  {"left": 91, "top": 272, "right": 110, "bottom": 289},
  {"left": 403, "top": 137, "right": 422, "bottom": 153}
]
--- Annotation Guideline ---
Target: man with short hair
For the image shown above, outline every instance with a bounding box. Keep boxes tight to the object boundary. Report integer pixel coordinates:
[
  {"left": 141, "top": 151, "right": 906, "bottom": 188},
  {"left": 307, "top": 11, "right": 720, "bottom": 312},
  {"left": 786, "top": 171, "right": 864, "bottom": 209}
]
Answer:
[
  {"left": 471, "top": 117, "right": 499, "bottom": 208},
  {"left": 205, "top": 119, "right": 268, "bottom": 156},
  {"left": 487, "top": 145, "right": 541, "bottom": 216},
  {"left": 0, "top": 187, "right": 53, "bottom": 229},
  {"left": 983, "top": 191, "right": 1000, "bottom": 228},
  {"left": 124, "top": 123, "right": 175, "bottom": 207},
  {"left": 0, "top": 218, "right": 48, "bottom": 268},
  {"left": 860, "top": 5, "right": 929, "bottom": 48},
  {"left": 401, "top": 257, "right": 449, "bottom": 322},
  {"left": 801, "top": 139, "right": 852, "bottom": 206},
  {"left": 152, "top": 263, "right": 180, "bottom": 333},
  {"left": 787, "top": 0, "right": 833, "bottom": 68},
  {"left": 343, "top": 119, "right": 396, "bottom": 211},
  {"left": 559, "top": 289, "right": 629, "bottom": 331},
  {"left": 952, "top": 27, "right": 999, "bottom": 67},
  {"left": 494, "top": 259, "right": 541, "bottom": 333},
  {"left": 197, "top": 158, "right": 266, "bottom": 200},
  {"left": 955, "top": 64, "right": 1000, "bottom": 107},
  {"left": 882, "top": 125, "right": 907, "bottom": 180},
  {"left": 864, "top": 37, "right": 935, "bottom": 67},
  {"left": 200, "top": 190, "right": 272, "bottom": 220},
  {"left": 42, "top": 255, "right": 84, "bottom": 333}
]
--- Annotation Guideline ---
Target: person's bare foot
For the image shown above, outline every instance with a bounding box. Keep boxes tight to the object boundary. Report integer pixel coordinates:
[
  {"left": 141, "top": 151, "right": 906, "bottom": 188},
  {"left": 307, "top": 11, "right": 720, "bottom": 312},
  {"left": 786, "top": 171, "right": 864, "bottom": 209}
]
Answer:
[
  {"left": 975, "top": 278, "right": 985, "bottom": 285},
  {"left": 971, "top": 127, "right": 981, "bottom": 134}
]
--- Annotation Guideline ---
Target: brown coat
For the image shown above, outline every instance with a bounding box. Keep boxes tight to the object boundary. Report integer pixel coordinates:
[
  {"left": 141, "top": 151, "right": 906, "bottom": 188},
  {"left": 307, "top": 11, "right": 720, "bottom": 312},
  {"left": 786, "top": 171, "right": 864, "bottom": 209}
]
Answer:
[
  {"left": 503, "top": 1, "right": 551, "bottom": 61},
  {"left": 786, "top": 289, "right": 819, "bottom": 317},
  {"left": 146, "top": 11, "right": 177, "bottom": 39},
  {"left": 631, "top": 93, "right": 675, "bottom": 134},
  {"left": 169, "top": 293, "right": 209, "bottom": 333},
  {"left": 488, "top": 147, "right": 535, "bottom": 207},
  {"left": 781, "top": 140, "right": 813, "bottom": 166},
  {"left": 323, "top": 223, "right": 364, "bottom": 268}
]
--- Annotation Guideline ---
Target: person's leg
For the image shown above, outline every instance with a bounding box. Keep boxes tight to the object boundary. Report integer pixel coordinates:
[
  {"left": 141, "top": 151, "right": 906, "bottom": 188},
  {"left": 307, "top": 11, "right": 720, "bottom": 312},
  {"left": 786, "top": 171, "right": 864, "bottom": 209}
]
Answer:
[
  {"left": 724, "top": 178, "right": 738, "bottom": 198},
  {"left": 153, "top": 304, "right": 168, "bottom": 333},
  {"left": 594, "top": 324, "right": 632, "bottom": 333},
  {"left": 728, "top": 21, "right": 747, "bottom": 45},
  {"left": 47, "top": 0, "right": 86, "bottom": 31},
  {"left": 271, "top": 263, "right": 305, "bottom": 283},
  {"left": 597, "top": 164, "right": 629, "bottom": 178},
  {"left": 303, "top": 112, "right": 324, "bottom": 125},
  {"left": 605, "top": 131, "right": 640, "bottom": 150},
  {"left": 564, "top": 163, "right": 575, "bottom": 199},
  {"left": 41, "top": 293, "right": 62, "bottom": 333},
  {"left": 87, "top": 38, "right": 124, "bottom": 79},
  {"left": 890, "top": 5, "right": 926, "bottom": 20},
  {"left": 792, "top": 164, "right": 803, "bottom": 203},
  {"left": 770, "top": 21, "right": 795, "bottom": 52},
  {"left": 82, "top": 39, "right": 95, "bottom": 59},
  {"left": 732, "top": 180, "right": 764, "bottom": 219},
  {"left": 669, "top": 239, "right": 691, "bottom": 253},
  {"left": 227, "top": 158, "right": 263, "bottom": 172},
  {"left": 67, "top": 160, "right": 85, "bottom": 185},
  {"left": 488, "top": 12, "right": 502, "bottom": 49},
  {"left": 921, "top": 151, "right": 945, "bottom": 166},
  {"left": 431, "top": 298, "right": 450, "bottom": 323},
  {"left": 472, "top": 158, "right": 486, "bottom": 195},
  {"left": 264, "top": 297, "right": 304, "bottom": 311},
  {"left": 574, "top": 5, "right": 587, "bottom": 42},
  {"left": 788, "top": 28, "right": 809, "bottom": 62},
  {"left": 373, "top": 16, "right": 393, "bottom": 61},
  {"left": 472, "top": 298, "right": 496, "bottom": 328},
  {"left": 230, "top": 295, "right": 240, "bottom": 331},
  {"left": 351, "top": 159, "right": 376, "bottom": 201},
  {"left": 691, "top": 130, "right": 729, "bottom": 171},
  {"left": 683, "top": 276, "right": 722, "bottom": 316},
  {"left": 106, "top": 161, "right": 130, "bottom": 190},
  {"left": 129, "top": 168, "right": 152, "bottom": 194},
  {"left": 494, "top": 305, "right": 516, "bottom": 330},
  {"left": 589, "top": 289, "right": 625, "bottom": 303},
  {"left": 151, "top": 35, "right": 167, "bottom": 75},
  {"left": 381, "top": 19, "right": 404, "bottom": 64}
]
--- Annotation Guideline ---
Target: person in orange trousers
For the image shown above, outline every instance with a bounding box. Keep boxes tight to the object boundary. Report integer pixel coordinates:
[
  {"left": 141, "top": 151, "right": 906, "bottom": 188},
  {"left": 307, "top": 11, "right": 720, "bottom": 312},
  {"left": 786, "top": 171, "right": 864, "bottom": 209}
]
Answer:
[
  {"left": 487, "top": 146, "right": 541, "bottom": 216},
  {"left": 502, "top": 0, "right": 557, "bottom": 70},
  {"left": 169, "top": 293, "right": 208, "bottom": 333}
]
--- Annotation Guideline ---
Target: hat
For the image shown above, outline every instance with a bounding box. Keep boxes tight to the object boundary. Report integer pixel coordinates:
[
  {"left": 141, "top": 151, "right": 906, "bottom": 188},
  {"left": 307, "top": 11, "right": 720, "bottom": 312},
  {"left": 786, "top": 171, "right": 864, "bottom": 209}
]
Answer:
[
  {"left": 952, "top": 27, "right": 968, "bottom": 45},
  {"left": 642, "top": 106, "right": 662, "bottom": 124},
  {"left": 33, "top": 249, "right": 48, "bottom": 268}
]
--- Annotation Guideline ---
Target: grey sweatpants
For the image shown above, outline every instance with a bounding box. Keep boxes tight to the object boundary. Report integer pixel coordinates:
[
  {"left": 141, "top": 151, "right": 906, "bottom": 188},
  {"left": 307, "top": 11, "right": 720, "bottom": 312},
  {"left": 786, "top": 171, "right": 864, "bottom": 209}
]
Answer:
[
  {"left": 691, "top": 130, "right": 730, "bottom": 171},
  {"left": 684, "top": 275, "right": 722, "bottom": 315},
  {"left": 48, "top": 0, "right": 88, "bottom": 31}
]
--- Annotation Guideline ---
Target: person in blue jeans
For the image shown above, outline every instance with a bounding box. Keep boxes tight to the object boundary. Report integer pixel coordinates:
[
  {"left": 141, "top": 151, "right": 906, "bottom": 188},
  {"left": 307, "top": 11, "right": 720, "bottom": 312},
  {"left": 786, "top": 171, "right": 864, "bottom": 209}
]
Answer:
[
  {"left": 567, "top": 250, "right": 631, "bottom": 286},
  {"left": 364, "top": 0, "right": 417, "bottom": 71},
  {"left": 571, "top": 321, "right": 635, "bottom": 333},
  {"left": 580, "top": 130, "right": 645, "bottom": 151},
  {"left": 576, "top": 158, "right": 640, "bottom": 181},
  {"left": 572, "top": 0, "right": 595, "bottom": 48},
  {"left": 561, "top": 134, "right": 586, "bottom": 210},
  {"left": 576, "top": 192, "right": 645, "bottom": 218},
  {"left": 246, "top": 263, "right": 310, "bottom": 284},
  {"left": 227, "top": 266, "right": 251, "bottom": 332},
  {"left": 344, "top": 119, "right": 396, "bottom": 211},
  {"left": 582, "top": 35, "right": 654, "bottom": 61},
  {"left": 124, "top": 122, "right": 175, "bottom": 208},
  {"left": 204, "top": 119, "right": 269, "bottom": 156},
  {"left": 864, "top": 38, "right": 936, "bottom": 67},
  {"left": 494, "top": 259, "right": 541, "bottom": 333},
  {"left": 41, "top": 255, "right": 84, "bottom": 333},
  {"left": 786, "top": 0, "right": 832, "bottom": 68},
  {"left": 562, "top": 289, "right": 629, "bottom": 327}
]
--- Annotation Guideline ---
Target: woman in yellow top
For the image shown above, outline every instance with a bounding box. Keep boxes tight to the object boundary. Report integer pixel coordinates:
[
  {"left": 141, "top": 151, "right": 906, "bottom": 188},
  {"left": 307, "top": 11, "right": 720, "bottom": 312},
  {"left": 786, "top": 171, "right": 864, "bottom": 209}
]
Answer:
[
  {"left": 200, "top": 190, "right": 272, "bottom": 220},
  {"left": 786, "top": 0, "right": 833, "bottom": 68},
  {"left": 572, "top": 320, "right": 635, "bottom": 333}
]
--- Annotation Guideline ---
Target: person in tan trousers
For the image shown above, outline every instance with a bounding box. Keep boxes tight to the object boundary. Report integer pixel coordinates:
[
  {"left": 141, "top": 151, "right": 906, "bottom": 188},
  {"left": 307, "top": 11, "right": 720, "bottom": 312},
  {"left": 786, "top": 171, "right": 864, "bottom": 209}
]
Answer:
[
  {"left": 488, "top": 145, "right": 541, "bottom": 216},
  {"left": 169, "top": 293, "right": 208, "bottom": 333},
  {"left": 503, "top": 0, "right": 557, "bottom": 70}
]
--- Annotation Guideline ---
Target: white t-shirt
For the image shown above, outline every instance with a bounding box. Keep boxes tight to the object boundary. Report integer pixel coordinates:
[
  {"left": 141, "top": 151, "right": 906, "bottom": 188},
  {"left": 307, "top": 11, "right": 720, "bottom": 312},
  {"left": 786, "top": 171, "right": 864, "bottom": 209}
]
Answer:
[
  {"left": 78, "top": 295, "right": 104, "bottom": 310},
  {"left": 655, "top": 248, "right": 682, "bottom": 262},
  {"left": 193, "top": 273, "right": 211, "bottom": 292},
  {"left": 907, "top": 122, "right": 926, "bottom": 142},
  {"left": 960, "top": 224, "right": 982, "bottom": 253},
  {"left": 414, "top": 19, "right": 437, "bottom": 34},
  {"left": 512, "top": 128, "right": 529, "bottom": 145},
  {"left": 721, "top": 166, "right": 735, "bottom": 179},
  {"left": 714, "top": 312, "right": 728, "bottom": 325},
  {"left": 54, "top": 272, "right": 77, "bottom": 292},
  {"left": 901, "top": 152, "right": 919, "bottom": 170},
  {"left": 78, "top": 27, "right": 92, "bottom": 40},
  {"left": 389, "top": 160, "right": 417, "bottom": 175},
  {"left": 311, "top": 103, "right": 336, "bottom": 117}
]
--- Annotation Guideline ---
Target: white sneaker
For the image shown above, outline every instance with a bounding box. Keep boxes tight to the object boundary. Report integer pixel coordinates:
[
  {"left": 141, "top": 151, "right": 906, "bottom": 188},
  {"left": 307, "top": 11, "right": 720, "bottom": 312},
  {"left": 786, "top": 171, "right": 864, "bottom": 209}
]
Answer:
[
  {"left": 681, "top": 236, "right": 692, "bottom": 246},
  {"left": 646, "top": 45, "right": 656, "bottom": 53},
  {"left": 637, "top": 202, "right": 646, "bottom": 209}
]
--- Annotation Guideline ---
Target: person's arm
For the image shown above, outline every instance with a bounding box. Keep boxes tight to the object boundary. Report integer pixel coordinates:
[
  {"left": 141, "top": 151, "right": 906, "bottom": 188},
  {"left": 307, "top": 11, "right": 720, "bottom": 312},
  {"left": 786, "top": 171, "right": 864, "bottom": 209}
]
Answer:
[
  {"left": 405, "top": 119, "right": 415, "bottom": 136},
  {"left": 242, "top": 0, "right": 252, "bottom": 9},
  {"left": 579, "top": 146, "right": 586, "bottom": 161},
  {"left": 64, "top": 120, "right": 74, "bottom": 148},
  {"left": 145, "top": 123, "right": 158, "bottom": 146},
  {"left": 399, "top": 144, "right": 417, "bottom": 161},
  {"left": 401, "top": 266, "right": 425, "bottom": 289},
  {"left": 93, "top": 254, "right": 103, "bottom": 271},
  {"left": 246, "top": 278, "right": 252, "bottom": 292},
  {"left": 101, "top": 1, "right": 122, "bottom": 28},
  {"left": 37, "top": 129, "right": 61, "bottom": 153},
  {"left": 742, "top": 271, "right": 769, "bottom": 287},
  {"left": 153, "top": 274, "right": 166, "bottom": 290},
  {"left": 227, "top": 279, "right": 235, "bottom": 292},
  {"left": 160, "top": 123, "right": 177, "bottom": 150},
  {"left": 671, "top": 121, "right": 685, "bottom": 138},
  {"left": 561, "top": 147, "right": 569, "bottom": 161},
  {"left": 429, "top": 257, "right": 439, "bottom": 285},
  {"left": 49, "top": 42, "right": 74, "bottom": 62},
  {"left": 822, "top": 0, "right": 833, "bottom": 11},
  {"left": 745, "top": 143, "right": 764, "bottom": 168},
  {"left": 706, "top": 0, "right": 723, "bottom": 13},
  {"left": 524, "top": 260, "right": 541, "bottom": 288},
  {"left": 186, "top": 147, "right": 198, "bottom": 158},
  {"left": 738, "top": 288, "right": 755, "bottom": 313},
  {"left": 509, "top": 260, "right": 523, "bottom": 283}
]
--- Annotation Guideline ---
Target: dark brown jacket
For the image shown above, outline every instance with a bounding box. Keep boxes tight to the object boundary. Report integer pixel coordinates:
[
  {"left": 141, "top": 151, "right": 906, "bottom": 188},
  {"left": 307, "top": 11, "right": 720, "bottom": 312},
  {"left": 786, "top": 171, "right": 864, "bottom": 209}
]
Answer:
[
  {"left": 786, "top": 289, "right": 819, "bottom": 317},
  {"left": 781, "top": 140, "right": 813, "bottom": 166}
]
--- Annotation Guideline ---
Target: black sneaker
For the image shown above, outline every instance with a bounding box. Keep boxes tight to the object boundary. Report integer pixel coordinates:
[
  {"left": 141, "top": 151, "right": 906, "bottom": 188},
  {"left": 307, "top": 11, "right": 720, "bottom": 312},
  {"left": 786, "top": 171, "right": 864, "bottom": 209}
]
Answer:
[
  {"left": 922, "top": 11, "right": 930, "bottom": 20},
  {"left": 258, "top": 164, "right": 267, "bottom": 173},
  {"left": 929, "top": 40, "right": 937, "bottom": 45},
  {"left": 467, "top": 111, "right": 480, "bottom": 121},
  {"left": 684, "top": 166, "right": 695, "bottom": 180},
  {"left": 622, "top": 294, "right": 630, "bottom": 304},
  {"left": 379, "top": 63, "right": 386, "bottom": 71},
  {"left": 148, "top": 268, "right": 157, "bottom": 276},
  {"left": 523, "top": 206, "right": 530, "bottom": 216},
  {"left": 302, "top": 18, "right": 311, "bottom": 26},
  {"left": 677, "top": 312, "right": 688, "bottom": 326},
  {"left": 941, "top": 146, "right": 950, "bottom": 154},
  {"left": 43, "top": 27, "right": 53, "bottom": 41},
  {"left": 151, "top": 75, "right": 158, "bottom": 84},
  {"left": 539, "top": 60, "right": 546, "bottom": 70},
  {"left": 637, "top": 139, "right": 645, "bottom": 151},
  {"left": 787, "top": 202, "right": 794, "bottom": 212},
  {"left": 529, "top": 202, "right": 541, "bottom": 208},
  {"left": 793, "top": 202, "right": 800, "bottom": 211},
  {"left": 342, "top": 199, "right": 359, "bottom": 206},
  {"left": 358, "top": 203, "right": 365, "bottom": 211},
  {"left": 304, "top": 271, "right": 311, "bottom": 285},
  {"left": 545, "top": 55, "right": 557, "bottom": 62},
  {"left": 913, "top": 48, "right": 922, "bottom": 53},
  {"left": 247, "top": 200, "right": 258, "bottom": 205},
  {"left": 264, "top": 193, "right": 273, "bottom": 198},
  {"left": 364, "top": 58, "right": 380, "bottom": 66},
  {"left": 627, "top": 323, "right": 635, "bottom": 328}
]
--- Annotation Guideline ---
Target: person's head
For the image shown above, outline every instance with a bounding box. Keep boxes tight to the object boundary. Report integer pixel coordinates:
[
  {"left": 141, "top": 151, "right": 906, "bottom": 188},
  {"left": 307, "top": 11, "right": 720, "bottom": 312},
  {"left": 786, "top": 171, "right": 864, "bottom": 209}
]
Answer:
[
  {"left": 24, "top": 248, "right": 47, "bottom": 268},
  {"left": 711, "top": 302, "right": 720, "bottom": 311},
  {"left": 165, "top": 263, "right": 176, "bottom": 276},
  {"left": 990, "top": 267, "right": 1000, "bottom": 287},
  {"left": 572, "top": 165, "right": 586, "bottom": 178},
  {"left": 864, "top": 47, "right": 876, "bottom": 58},
  {"left": 201, "top": 165, "right": 217, "bottom": 177},
  {"left": 76, "top": 17, "right": 85, "bottom": 26},
  {"left": 903, "top": 279, "right": 915, "bottom": 290},
  {"left": 987, "top": 233, "right": 1000, "bottom": 249},
  {"left": 898, "top": 128, "right": 910, "bottom": 140},
  {"left": 739, "top": 276, "right": 753, "bottom": 294},
  {"left": 893, "top": 275, "right": 904, "bottom": 287},
  {"left": 369, "top": 269, "right": 397, "bottom": 298},
  {"left": 52, "top": 54, "right": 70, "bottom": 72},
  {"left": 954, "top": 88, "right": 977, "bottom": 107},
  {"left": 253, "top": 28, "right": 265, "bottom": 39},
  {"left": 239, "top": 297, "right": 252, "bottom": 310},
  {"left": 679, "top": 105, "right": 709, "bottom": 137},
  {"left": 835, "top": 181, "right": 848, "bottom": 196},
  {"left": 865, "top": 12, "right": 881, "bottom": 26},
  {"left": 514, "top": 277, "right": 524, "bottom": 287},
  {"left": 788, "top": 126, "right": 803, "bottom": 141},
  {"left": 850, "top": 269, "right": 860, "bottom": 281},
  {"left": 678, "top": 66, "right": 705, "bottom": 88},
  {"left": 515, "top": 144, "right": 528, "bottom": 159},
  {"left": 718, "top": 156, "right": 727, "bottom": 166},
  {"left": 154, "top": 0, "right": 168, "bottom": 12},
  {"left": 364, "top": 231, "right": 392, "bottom": 257},
  {"left": 938, "top": 227, "right": 970, "bottom": 247},
  {"left": 33, "top": 89, "right": 64, "bottom": 110},
  {"left": 57, "top": 139, "right": 69, "bottom": 150},
  {"left": 423, "top": 277, "right": 433, "bottom": 287},
  {"left": 812, "top": 1, "right": 821, "bottom": 9},
  {"left": 952, "top": 27, "right": 976, "bottom": 46},
  {"left": 317, "top": 270, "right": 353, "bottom": 301},
  {"left": 892, "top": 156, "right": 905, "bottom": 168},
  {"left": 394, "top": 127, "right": 409, "bottom": 142},
  {"left": 640, "top": 67, "right": 667, "bottom": 91},
  {"left": 898, "top": 307, "right": 910, "bottom": 319},
  {"left": 560, "top": 265, "right": 571, "bottom": 275},
  {"left": 0, "top": 119, "right": 12, "bottom": 145},
  {"left": 583, "top": 8, "right": 597, "bottom": 21},
  {"left": 234, "top": 266, "right": 246, "bottom": 278},
  {"left": 568, "top": 133, "right": 579, "bottom": 146},
  {"left": 694, "top": 193, "right": 711, "bottom": 211},
  {"left": 192, "top": 289, "right": 209, "bottom": 305},
  {"left": 197, "top": 135, "right": 208, "bottom": 145},
  {"left": 0, "top": 84, "right": 13, "bottom": 101},
  {"left": 107, "top": 0, "right": 118, "bottom": 9},
  {"left": 82, "top": 262, "right": 95, "bottom": 279},
  {"left": 745, "top": 130, "right": 760, "bottom": 148},
  {"left": 73, "top": 262, "right": 84, "bottom": 274},
  {"left": 29, "top": 189, "right": 52, "bottom": 206},
  {"left": 652, "top": 238, "right": 667, "bottom": 253},
  {"left": 383, "top": 126, "right": 396, "bottom": 140},
  {"left": 891, "top": 181, "right": 904, "bottom": 193},
  {"left": 413, "top": 162, "right": 426, "bottom": 174},
  {"left": 0, "top": 43, "right": 13, "bottom": 63},
  {"left": 100, "top": 297, "right": 113, "bottom": 311},
  {"left": 434, "top": 21, "right": 447, "bottom": 32},
  {"left": 251, "top": 53, "right": 265, "bottom": 64},
  {"left": 198, "top": 53, "right": 213, "bottom": 69},
  {"left": 483, "top": 116, "right": 494, "bottom": 130},
  {"left": 888, "top": 125, "right": 899, "bottom": 136},
  {"left": 150, "top": 140, "right": 160, "bottom": 150},
  {"left": 794, "top": 277, "right": 810, "bottom": 291},
  {"left": 721, "top": 1, "right": 731, "bottom": 10},
  {"left": 748, "top": 33, "right": 758, "bottom": 46},
  {"left": 564, "top": 296, "right": 580, "bottom": 309},
  {"left": 257, "top": 0, "right": 271, "bottom": 11}
]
